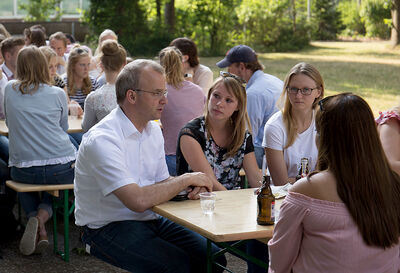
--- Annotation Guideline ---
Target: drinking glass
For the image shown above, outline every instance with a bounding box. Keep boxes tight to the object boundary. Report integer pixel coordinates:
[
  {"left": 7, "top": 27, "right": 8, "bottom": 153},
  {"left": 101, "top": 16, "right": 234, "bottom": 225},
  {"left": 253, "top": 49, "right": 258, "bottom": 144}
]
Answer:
[{"left": 199, "top": 192, "right": 216, "bottom": 215}]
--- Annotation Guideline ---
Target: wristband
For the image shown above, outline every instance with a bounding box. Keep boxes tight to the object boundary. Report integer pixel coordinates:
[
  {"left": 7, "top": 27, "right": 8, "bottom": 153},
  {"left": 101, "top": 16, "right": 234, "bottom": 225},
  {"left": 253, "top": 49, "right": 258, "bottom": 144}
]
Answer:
[{"left": 184, "top": 73, "right": 193, "bottom": 78}]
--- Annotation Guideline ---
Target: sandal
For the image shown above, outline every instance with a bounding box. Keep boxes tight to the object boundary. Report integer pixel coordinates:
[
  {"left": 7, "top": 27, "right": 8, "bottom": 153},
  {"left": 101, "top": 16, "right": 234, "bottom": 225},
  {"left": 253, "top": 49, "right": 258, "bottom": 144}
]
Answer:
[{"left": 19, "top": 217, "right": 39, "bottom": 255}]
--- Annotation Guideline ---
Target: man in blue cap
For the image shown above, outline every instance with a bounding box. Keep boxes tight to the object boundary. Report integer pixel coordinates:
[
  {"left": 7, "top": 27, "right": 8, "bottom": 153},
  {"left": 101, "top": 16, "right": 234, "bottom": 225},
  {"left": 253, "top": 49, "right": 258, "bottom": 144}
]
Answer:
[{"left": 217, "top": 45, "right": 283, "bottom": 169}]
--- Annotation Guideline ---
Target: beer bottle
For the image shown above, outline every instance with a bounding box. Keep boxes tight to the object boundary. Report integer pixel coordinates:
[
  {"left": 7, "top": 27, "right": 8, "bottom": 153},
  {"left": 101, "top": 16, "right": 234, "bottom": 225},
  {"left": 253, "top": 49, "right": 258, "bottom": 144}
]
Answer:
[
  {"left": 295, "top": 157, "right": 310, "bottom": 181},
  {"left": 257, "top": 175, "right": 275, "bottom": 225}
]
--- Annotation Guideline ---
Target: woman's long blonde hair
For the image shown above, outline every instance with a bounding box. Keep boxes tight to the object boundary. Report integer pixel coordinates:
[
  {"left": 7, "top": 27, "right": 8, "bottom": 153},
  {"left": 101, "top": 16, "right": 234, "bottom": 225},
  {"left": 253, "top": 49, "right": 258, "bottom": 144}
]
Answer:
[
  {"left": 15, "top": 46, "right": 51, "bottom": 94},
  {"left": 205, "top": 76, "right": 251, "bottom": 158},
  {"left": 159, "top": 46, "right": 184, "bottom": 89},
  {"left": 39, "top": 46, "right": 57, "bottom": 85},
  {"left": 279, "top": 62, "right": 324, "bottom": 148},
  {"left": 66, "top": 47, "right": 92, "bottom": 96}
]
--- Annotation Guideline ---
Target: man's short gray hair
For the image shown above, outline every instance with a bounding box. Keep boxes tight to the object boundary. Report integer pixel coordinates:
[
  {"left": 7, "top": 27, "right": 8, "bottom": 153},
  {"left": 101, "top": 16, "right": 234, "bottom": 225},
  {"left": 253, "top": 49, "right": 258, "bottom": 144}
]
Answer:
[{"left": 116, "top": 59, "right": 165, "bottom": 105}]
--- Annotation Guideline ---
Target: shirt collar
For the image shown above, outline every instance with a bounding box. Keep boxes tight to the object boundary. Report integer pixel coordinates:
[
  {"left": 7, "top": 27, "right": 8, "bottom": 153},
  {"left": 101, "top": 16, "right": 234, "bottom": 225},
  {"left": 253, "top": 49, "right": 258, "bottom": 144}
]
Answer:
[
  {"left": 1, "top": 64, "right": 13, "bottom": 80},
  {"left": 246, "top": 70, "right": 263, "bottom": 88},
  {"left": 116, "top": 106, "right": 153, "bottom": 139}
]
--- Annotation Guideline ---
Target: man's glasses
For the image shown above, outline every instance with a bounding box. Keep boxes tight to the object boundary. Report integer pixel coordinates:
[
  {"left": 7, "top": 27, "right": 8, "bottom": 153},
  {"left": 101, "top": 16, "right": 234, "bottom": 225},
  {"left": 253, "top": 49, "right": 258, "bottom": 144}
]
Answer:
[
  {"left": 134, "top": 89, "right": 168, "bottom": 98},
  {"left": 220, "top": 71, "right": 246, "bottom": 88},
  {"left": 286, "top": 86, "right": 318, "bottom": 96}
]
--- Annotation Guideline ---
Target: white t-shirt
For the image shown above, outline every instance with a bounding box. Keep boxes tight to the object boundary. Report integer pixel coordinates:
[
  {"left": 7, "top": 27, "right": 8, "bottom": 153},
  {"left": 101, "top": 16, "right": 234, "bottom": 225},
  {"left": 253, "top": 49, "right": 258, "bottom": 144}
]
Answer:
[
  {"left": 262, "top": 111, "right": 318, "bottom": 178},
  {"left": 74, "top": 107, "right": 170, "bottom": 229},
  {"left": 193, "top": 64, "right": 213, "bottom": 95}
]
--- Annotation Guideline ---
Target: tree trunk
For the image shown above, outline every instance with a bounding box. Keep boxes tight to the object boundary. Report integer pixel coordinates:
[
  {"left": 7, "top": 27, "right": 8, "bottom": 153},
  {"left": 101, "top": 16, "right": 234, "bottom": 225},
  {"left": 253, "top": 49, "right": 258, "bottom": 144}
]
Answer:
[
  {"left": 164, "top": 0, "right": 175, "bottom": 32},
  {"left": 156, "top": 0, "right": 161, "bottom": 22},
  {"left": 391, "top": 0, "right": 400, "bottom": 46}
]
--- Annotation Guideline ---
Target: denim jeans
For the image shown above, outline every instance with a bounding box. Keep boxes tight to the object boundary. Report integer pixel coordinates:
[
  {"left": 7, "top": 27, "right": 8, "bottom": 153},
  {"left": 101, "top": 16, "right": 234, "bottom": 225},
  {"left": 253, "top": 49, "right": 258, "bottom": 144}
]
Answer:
[
  {"left": 0, "top": 135, "right": 9, "bottom": 162},
  {"left": 10, "top": 161, "right": 75, "bottom": 218},
  {"left": 245, "top": 239, "right": 269, "bottom": 273},
  {"left": 69, "top": 132, "right": 83, "bottom": 147},
  {"left": 82, "top": 217, "right": 227, "bottom": 273},
  {"left": 165, "top": 155, "right": 177, "bottom": 176}
]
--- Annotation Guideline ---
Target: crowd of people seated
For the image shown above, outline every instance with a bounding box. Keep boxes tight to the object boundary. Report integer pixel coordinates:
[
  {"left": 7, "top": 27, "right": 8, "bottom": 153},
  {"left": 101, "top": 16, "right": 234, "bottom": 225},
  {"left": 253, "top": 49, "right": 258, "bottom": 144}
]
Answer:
[{"left": 0, "top": 22, "right": 399, "bottom": 273}]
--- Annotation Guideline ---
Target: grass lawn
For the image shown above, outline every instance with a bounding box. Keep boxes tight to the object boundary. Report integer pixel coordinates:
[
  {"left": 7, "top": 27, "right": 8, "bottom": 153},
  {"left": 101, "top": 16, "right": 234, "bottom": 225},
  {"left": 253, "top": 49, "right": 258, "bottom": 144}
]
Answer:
[{"left": 200, "top": 41, "right": 400, "bottom": 117}]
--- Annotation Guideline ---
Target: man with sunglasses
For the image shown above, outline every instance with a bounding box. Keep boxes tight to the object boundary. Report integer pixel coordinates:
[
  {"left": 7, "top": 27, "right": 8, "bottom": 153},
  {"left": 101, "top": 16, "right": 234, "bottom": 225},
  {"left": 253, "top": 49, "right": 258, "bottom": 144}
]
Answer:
[
  {"left": 74, "top": 59, "right": 226, "bottom": 273},
  {"left": 217, "top": 45, "right": 283, "bottom": 169}
]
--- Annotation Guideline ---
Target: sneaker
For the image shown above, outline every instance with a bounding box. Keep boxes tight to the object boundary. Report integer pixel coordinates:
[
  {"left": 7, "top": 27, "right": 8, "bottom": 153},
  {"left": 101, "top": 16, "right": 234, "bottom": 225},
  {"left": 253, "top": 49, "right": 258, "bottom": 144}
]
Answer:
[{"left": 19, "top": 217, "right": 39, "bottom": 255}]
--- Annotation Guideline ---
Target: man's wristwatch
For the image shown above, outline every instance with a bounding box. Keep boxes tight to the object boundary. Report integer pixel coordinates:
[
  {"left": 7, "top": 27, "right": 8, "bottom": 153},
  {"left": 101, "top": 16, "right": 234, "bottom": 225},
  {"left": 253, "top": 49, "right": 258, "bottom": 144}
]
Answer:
[{"left": 184, "top": 73, "right": 193, "bottom": 78}]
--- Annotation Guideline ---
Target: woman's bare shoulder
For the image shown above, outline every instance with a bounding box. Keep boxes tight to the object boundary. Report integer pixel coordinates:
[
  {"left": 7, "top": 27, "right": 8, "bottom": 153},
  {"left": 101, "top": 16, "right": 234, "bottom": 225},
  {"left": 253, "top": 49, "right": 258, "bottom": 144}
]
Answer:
[{"left": 290, "top": 171, "right": 342, "bottom": 202}]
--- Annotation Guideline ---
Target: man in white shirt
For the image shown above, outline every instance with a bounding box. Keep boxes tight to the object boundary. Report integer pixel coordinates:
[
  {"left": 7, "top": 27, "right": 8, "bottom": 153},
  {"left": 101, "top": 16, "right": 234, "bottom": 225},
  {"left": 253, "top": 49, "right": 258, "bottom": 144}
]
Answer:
[
  {"left": 0, "top": 37, "right": 24, "bottom": 81},
  {"left": 74, "top": 59, "right": 226, "bottom": 273},
  {"left": 217, "top": 45, "right": 283, "bottom": 169},
  {"left": 49, "top": 32, "right": 69, "bottom": 75}
]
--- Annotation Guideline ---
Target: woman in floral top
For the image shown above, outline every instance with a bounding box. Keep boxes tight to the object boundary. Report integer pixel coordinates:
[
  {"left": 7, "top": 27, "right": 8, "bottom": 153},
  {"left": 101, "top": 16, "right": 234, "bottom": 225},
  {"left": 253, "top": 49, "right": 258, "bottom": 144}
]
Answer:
[
  {"left": 377, "top": 104, "right": 400, "bottom": 175},
  {"left": 176, "top": 72, "right": 262, "bottom": 191}
]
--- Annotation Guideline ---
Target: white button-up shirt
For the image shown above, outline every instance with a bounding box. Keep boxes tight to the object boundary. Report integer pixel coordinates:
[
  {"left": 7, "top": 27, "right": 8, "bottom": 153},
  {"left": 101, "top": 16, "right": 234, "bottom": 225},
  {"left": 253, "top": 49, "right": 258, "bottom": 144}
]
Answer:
[{"left": 74, "top": 107, "right": 169, "bottom": 228}]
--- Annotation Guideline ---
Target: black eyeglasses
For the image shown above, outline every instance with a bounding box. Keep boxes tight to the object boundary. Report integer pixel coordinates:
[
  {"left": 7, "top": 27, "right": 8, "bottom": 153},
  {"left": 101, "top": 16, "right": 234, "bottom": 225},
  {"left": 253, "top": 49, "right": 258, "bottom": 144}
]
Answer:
[
  {"left": 134, "top": 89, "right": 168, "bottom": 98},
  {"left": 318, "top": 96, "right": 332, "bottom": 111},
  {"left": 220, "top": 71, "right": 246, "bottom": 88},
  {"left": 75, "top": 48, "right": 89, "bottom": 54},
  {"left": 286, "top": 86, "right": 319, "bottom": 96}
]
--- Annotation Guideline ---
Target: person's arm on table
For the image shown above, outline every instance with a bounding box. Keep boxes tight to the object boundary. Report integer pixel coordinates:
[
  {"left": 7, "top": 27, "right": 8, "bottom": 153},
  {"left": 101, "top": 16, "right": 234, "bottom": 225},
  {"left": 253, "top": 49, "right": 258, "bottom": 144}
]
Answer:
[
  {"left": 180, "top": 134, "right": 227, "bottom": 191},
  {"left": 379, "top": 118, "right": 400, "bottom": 176},
  {"left": 242, "top": 152, "right": 262, "bottom": 188},
  {"left": 265, "top": 148, "right": 295, "bottom": 186},
  {"left": 113, "top": 172, "right": 212, "bottom": 213},
  {"left": 81, "top": 94, "right": 97, "bottom": 132}
]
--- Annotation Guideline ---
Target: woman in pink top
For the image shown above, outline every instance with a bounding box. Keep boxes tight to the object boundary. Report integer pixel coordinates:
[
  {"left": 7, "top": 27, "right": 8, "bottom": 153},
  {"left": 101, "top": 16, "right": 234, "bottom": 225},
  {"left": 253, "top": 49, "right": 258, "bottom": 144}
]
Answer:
[
  {"left": 269, "top": 93, "right": 400, "bottom": 273},
  {"left": 159, "top": 46, "right": 205, "bottom": 176},
  {"left": 376, "top": 104, "right": 400, "bottom": 176}
]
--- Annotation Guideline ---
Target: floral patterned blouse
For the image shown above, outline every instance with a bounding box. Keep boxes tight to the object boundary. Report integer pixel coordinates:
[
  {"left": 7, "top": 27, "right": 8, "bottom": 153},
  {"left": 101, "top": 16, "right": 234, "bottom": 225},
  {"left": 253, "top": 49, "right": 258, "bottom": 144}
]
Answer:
[
  {"left": 176, "top": 116, "right": 254, "bottom": 190},
  {"left": 376, "top": 110, "right": 400, "bottom": 125}
]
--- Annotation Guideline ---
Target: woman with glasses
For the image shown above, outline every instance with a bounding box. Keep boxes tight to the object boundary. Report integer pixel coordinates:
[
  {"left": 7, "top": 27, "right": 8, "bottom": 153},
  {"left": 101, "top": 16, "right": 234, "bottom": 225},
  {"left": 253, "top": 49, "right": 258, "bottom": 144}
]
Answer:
[
  {"left": 263, "top": 62, "right": 324, "bottom": 186},
  {"left": 377, "top": 103, "right": 400, "bottom": 176},
  {"left": 159, "top": 46, "right": 205, "bottom": 176},
  {"left": 269, "top": 93, "right": 400, "bottom": 272},
  {"left": 4, "top": 46, "right": 76, "bottom": 255},
  {"left": 177, "top": 72, "right": 261, "bottom": 190},
  {"left": 82, "top": 40, "right": 126, "bottom": 132}
]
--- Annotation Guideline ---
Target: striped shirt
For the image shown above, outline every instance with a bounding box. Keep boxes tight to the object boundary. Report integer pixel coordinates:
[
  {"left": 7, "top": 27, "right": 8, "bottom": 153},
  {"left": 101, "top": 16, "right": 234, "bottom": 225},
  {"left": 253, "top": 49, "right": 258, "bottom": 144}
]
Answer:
[{"left": 63, "top": 76, "right": 98, "bottom": 110}]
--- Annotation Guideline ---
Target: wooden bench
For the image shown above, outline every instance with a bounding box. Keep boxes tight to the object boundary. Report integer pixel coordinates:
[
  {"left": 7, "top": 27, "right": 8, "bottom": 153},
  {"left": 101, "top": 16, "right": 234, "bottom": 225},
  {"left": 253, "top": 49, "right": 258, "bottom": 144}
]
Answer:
[{"left": 6, "top": 180, "right": 74, "bottom": 262}]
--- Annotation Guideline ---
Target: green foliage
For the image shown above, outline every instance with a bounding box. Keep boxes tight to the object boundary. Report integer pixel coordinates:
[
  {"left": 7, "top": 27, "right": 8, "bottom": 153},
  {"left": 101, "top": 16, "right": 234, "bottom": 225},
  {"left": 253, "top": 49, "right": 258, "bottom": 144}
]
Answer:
[
  {"left": 86, "top": 0, "right": 171, "bottom": 56},
  {"left": 232, "top": 0, "right": 310, "bottom": 52},
  {"left": 19, "top": 0, "right": 62, "bottom": 21},
  {"left": 360, "top": 0, "right": 391, "bottom": 38},
  {"left": 175, "top": 0, "right": 238, "bottom": 56},
  {"left": 312, "top": 0, "right": 342, "bottom": 40},
  {"left": 338, "top": 0, "right": 365, "bottom": 37}
]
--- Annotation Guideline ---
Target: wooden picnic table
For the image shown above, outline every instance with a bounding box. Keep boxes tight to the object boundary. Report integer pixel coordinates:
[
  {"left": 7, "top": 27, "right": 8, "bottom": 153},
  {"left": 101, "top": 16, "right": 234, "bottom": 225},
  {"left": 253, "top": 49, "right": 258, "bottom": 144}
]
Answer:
[
  {"left": 0, "top": 116, "right": 83, "bottom": 136},
  {"left": 152, "top": 188, "right": 283, "bottom": 272}
]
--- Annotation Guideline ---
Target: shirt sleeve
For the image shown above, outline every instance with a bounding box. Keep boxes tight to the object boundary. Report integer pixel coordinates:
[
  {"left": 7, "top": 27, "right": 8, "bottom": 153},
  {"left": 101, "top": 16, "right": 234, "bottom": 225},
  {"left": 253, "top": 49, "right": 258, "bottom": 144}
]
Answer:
[
  {"left": 244, "top": 132, "right": 254, "bottom": 154},
  {"left": 247, "top": 91, "right": 263, "bottom": 142},
  {"left": 58, "top": 87, "right": 69, "bottom": 132},
  {"left": 263, "top": 120, "right": 285, "bottom": 151},
  {"left": 268, "top": 193, "right": 307, "bottom": 273},
  {"left": 196, "top": 69, "right": 213, "bottom": 94},
  {"left": 81, "top": 93, "right": 97, "bottom": 132},
  {"left": 0, "top": 73, "right": 7, "bottom": 119},
  {"left": 83, "top": 133, "right": 133, "bottom": 196}
]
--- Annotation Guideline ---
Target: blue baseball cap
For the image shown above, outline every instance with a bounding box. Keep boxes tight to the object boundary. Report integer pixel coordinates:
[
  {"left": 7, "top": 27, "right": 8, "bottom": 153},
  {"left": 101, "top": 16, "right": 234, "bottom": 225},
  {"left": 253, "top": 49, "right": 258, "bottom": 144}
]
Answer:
[{"left": 216, "top": 45, "right": 257, "bottom": 68}]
